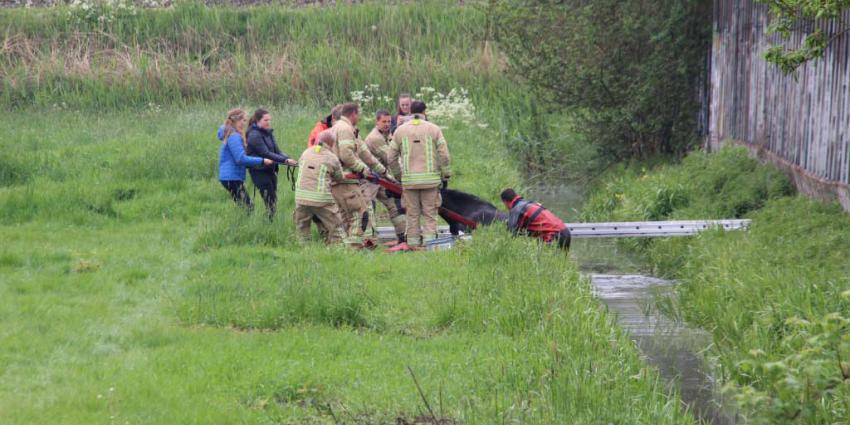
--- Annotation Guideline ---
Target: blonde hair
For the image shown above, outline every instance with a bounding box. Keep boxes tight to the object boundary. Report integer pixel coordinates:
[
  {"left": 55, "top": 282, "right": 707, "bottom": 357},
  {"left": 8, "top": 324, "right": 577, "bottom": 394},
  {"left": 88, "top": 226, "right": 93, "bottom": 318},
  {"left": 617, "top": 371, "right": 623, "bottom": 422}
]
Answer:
[{"left": 222, "top": 108, "right": 247, "bottom": 147}]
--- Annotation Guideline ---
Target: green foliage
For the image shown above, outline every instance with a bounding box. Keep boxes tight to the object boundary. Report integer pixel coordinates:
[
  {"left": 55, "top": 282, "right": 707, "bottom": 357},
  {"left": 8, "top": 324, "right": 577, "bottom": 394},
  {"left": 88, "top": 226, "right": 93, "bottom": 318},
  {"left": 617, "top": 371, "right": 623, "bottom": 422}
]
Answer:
[
  {"left": 179, "top": 248, "right": 377, "bottom": 330},
  {"left": 0, "top": 1, "right": 506, "bottom": 109},
  {"left": 733, "top": 311, "right": 850, "bottom": 423},
  {"left": 0, "top": 106, "right": 698, "bottom": 424},
  {"left": 491, "top": 0, "right": 711, "bottom": 160},
  {"left": 758, "top": 0, "right": 850, "bottom": 74},
  {"left": 0, "top": 1, "right": 597, "bottom": 177},
  {"left": 582, "top": 145, "right": 850, "bottom": 422},
  {"left": 581, "top": 146, "right": 792, "bottom": 224},
  {"left": 671, "top": 197, "right": 850, "bottom": 423}
]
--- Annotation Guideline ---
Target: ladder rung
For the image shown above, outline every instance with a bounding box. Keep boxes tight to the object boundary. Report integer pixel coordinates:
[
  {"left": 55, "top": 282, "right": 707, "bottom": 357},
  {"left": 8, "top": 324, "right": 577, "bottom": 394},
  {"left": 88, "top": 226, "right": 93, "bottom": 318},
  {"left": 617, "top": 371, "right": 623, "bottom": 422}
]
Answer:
[{"left": 374, "top": 219, "right": 750, "bottom": 240}]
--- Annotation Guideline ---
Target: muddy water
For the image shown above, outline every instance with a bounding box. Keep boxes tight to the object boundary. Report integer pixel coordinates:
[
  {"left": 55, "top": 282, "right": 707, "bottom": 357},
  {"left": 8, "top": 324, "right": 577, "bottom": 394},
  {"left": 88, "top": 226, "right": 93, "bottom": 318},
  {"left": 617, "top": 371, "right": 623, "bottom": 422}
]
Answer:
[
  {"left": 527, "top": 185, "right": 737, "bottom": 424},
  {"left": 591, "top": 273, "right": 735, "bottom": 424}
]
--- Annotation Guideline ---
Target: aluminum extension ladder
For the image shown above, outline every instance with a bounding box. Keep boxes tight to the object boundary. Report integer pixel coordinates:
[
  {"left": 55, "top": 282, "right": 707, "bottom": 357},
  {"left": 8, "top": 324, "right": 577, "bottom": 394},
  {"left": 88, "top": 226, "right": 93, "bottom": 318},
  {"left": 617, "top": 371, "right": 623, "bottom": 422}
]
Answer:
[{"left": 375, "top": 219, "right": 751, "bottom": 244}]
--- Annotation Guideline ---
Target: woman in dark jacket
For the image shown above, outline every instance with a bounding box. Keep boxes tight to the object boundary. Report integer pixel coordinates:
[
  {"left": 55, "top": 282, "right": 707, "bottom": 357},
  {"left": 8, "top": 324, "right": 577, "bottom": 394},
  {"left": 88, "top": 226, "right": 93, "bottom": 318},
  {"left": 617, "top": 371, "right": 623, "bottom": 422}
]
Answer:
[{"left": 246, "top": 108, "right": 297, "bottom": 219}]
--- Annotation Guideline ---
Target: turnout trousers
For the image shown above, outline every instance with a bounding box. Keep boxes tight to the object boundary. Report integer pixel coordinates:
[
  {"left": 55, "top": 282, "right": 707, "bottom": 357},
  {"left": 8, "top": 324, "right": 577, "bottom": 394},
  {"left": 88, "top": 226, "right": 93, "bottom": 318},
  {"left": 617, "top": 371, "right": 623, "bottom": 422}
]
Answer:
[
  {"left": 331, "top": 183, "right": 369, "bottom": 245},
  {"left": 362, "top": 182, "right": 406, "bottom": 238},
  {"left": 294, "top": 203, "right": 345, "bottom": 244},
  {"left": 402, "top": 187, "right": 441, "bottom": 245}
]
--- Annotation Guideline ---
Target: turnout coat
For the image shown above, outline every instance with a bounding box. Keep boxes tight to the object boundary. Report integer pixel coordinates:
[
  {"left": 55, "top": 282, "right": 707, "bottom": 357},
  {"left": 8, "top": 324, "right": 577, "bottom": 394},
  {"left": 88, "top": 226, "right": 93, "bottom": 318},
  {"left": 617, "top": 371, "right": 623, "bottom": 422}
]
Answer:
[{"left": 386, "top": 114, "right": 452, "bottom": 190}]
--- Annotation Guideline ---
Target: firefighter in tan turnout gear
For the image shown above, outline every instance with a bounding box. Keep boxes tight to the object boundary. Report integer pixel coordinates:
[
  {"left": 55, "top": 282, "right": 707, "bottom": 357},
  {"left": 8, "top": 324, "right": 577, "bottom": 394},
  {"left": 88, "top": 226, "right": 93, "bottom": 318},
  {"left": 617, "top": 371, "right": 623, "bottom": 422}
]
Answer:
[
  {"left": 363, "top": 109, "right": 407, "bottom": 244},
  {"left": 386, "top": 100, "right": 451, "bottom": 248},
  {"left": 293, "top": 130, "right": 347, "bottom": 244},
  {"left": 330, "top": 103, "right": 388, "bottom": 247}
]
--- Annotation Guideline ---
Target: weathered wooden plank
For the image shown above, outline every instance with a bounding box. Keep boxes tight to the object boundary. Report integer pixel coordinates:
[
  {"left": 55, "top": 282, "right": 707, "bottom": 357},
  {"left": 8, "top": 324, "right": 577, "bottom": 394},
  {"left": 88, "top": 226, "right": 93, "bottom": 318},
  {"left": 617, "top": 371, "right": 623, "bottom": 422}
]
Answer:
[{"left": 710, "top": 0, "right": 850, "bottom": 205}]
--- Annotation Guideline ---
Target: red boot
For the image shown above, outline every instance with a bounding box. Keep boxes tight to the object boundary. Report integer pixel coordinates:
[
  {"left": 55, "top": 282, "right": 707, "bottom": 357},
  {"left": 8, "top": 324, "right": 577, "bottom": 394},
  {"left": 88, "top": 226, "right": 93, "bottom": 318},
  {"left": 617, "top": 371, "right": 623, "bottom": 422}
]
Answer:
[{"left": 387, "top": 242, "right": 412, "bottom": 252}]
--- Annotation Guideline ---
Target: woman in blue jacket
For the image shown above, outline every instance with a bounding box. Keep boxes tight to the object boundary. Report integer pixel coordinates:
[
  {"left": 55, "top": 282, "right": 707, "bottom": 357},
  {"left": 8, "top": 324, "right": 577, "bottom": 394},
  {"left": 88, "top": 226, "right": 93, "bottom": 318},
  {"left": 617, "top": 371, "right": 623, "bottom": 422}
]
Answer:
[{"left": 218, "top": 108, "right": 272, "bottom": 209}]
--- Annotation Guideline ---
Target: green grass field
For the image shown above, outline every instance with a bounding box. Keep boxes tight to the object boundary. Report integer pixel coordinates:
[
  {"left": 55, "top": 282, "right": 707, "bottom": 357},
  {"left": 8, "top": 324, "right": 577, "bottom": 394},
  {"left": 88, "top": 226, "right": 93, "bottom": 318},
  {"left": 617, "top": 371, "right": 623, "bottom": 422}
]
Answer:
[
  {"left": 0, "top": 2, "right": 703, "bottom": 423},
  {"left": 0, "top": 106, "right": 697, "bottom": 424}
]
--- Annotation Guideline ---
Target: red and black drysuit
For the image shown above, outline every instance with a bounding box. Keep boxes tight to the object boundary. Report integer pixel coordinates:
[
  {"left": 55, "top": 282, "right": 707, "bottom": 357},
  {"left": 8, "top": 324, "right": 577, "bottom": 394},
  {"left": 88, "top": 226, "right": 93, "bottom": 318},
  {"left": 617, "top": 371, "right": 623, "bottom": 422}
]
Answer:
[{"left": 506, "top": 196, "right": 571, "bottom": 249}]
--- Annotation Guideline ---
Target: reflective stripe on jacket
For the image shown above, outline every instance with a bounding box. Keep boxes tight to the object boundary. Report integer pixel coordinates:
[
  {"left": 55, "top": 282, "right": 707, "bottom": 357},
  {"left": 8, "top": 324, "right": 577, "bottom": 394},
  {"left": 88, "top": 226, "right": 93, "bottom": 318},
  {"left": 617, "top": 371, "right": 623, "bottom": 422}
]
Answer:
[
  {"left": 386, "top": 114, "right": 451, "bottom": 189},
  {"left": 331, "top": 117, "right": 385, "bottom": 184},
  {"left": 295, "top": 145, "right": 343, "bottom": 206},
  {"left": 364, "top": 127, "right": 397, "bottom": 178}
]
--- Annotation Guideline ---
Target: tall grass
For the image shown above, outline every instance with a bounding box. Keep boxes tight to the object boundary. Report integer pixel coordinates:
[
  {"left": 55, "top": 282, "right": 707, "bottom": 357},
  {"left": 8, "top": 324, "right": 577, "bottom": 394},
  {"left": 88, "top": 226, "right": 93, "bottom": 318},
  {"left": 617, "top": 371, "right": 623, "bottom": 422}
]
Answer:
[
  {"left": 0, "top": 1, "right": 602, "bottom": 176},
  {"left": 582, "top": 146, "right": 850, "bottom": 423},
  {"left": 0, "top": 1, "right": 510, "bottom": 109}
]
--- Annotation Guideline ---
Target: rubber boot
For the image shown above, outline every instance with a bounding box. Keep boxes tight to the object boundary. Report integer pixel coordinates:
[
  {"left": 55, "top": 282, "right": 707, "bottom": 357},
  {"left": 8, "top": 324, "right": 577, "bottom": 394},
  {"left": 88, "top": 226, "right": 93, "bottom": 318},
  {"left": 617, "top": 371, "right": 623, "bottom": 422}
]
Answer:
[{"left": 384, "top": 232, "right": 405, "bottom": 248}]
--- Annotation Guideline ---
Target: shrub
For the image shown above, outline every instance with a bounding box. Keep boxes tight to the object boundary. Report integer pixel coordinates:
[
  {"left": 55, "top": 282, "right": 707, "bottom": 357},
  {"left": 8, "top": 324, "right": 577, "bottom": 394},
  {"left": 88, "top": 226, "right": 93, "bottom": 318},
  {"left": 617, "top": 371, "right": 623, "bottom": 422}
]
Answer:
[
  {"left": 581, "top": 146, "right": 792, "bottom": 224},
  {"left": 492, "top": 0, "right": 711, "bottom": 160}
]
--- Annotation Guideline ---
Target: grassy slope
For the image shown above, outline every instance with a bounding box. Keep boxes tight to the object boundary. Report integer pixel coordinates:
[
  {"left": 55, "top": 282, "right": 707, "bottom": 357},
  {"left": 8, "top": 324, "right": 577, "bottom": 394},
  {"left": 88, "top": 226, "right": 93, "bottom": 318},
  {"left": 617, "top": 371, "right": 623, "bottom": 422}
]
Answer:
[
  {"left": 0, "top": 107, "right": 695, "bottom": 424},
  {"left": 0, "top": 1, "right": 507, "bottom": 109},
  {"left": 0, "top": 0, "right": 596, "bottom": 176},
  {"left": 581, "top": 146, "right": 850, "bottom": 423}
]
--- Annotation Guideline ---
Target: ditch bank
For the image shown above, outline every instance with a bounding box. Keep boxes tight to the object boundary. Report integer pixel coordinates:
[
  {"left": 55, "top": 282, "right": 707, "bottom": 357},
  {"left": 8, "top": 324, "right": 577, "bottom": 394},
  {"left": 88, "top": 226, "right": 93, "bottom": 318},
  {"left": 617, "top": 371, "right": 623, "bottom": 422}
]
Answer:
[
  {"left": 529, "top": 185, "right": 737, "bottom": 424},
  {"left": 578, "top": 146, "right": 850, "bottom": 423}
]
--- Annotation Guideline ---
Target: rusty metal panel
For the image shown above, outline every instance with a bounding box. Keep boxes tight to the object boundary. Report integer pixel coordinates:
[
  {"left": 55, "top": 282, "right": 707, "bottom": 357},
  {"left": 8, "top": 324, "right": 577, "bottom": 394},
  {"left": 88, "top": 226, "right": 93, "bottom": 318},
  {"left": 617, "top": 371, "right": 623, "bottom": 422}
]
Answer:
[{"left": 710, "top": 0, "right": 850, "bottom": 186}]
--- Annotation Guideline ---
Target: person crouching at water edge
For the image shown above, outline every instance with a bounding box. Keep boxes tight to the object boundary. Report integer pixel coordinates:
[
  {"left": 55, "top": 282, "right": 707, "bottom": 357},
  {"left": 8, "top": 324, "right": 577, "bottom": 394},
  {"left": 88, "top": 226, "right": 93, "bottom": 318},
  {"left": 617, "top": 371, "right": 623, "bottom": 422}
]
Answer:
[
  {"left": 293, "top": 130, "right": 347, "bottom": 244},
  {"left": 500, "top": 188, "right": 571, "bottom": 250},
  {"left": 246, "top": 108, "right": 298, "bottom": 220},
  {"left": 218, "top": 108, "right": 273, "bottom": 210}
]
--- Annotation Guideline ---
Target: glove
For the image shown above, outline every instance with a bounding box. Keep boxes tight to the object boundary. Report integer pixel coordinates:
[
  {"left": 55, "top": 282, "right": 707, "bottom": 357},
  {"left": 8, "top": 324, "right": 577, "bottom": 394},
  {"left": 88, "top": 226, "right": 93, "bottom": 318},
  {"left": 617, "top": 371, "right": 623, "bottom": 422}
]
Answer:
[{"left": 367, "top": 170, "right": 381, "bottom": 184}]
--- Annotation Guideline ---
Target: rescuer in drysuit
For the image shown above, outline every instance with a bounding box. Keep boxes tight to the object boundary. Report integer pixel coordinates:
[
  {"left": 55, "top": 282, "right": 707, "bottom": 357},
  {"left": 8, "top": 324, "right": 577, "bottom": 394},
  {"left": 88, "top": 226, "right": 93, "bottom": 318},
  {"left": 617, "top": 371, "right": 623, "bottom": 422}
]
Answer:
[{"left": 501, "top": 188, "right": 571, "bottom": 250}]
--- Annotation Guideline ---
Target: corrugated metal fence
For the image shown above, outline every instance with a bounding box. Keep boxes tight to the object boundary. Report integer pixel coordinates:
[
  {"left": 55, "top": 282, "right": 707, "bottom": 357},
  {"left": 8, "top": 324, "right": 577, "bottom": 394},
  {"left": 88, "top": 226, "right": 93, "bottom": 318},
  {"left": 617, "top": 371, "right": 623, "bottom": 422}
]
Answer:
[{"left": 708, "top": 0, "right": 850, "bottom": 208}]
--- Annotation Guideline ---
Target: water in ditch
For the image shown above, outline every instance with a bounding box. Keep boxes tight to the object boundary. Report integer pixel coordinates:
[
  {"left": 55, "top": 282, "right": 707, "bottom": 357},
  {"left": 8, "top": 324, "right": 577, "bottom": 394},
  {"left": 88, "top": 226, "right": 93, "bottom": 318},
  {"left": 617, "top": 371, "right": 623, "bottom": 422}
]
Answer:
[{"left": 528, "top": 184, "right": 739, "bottom": 424}]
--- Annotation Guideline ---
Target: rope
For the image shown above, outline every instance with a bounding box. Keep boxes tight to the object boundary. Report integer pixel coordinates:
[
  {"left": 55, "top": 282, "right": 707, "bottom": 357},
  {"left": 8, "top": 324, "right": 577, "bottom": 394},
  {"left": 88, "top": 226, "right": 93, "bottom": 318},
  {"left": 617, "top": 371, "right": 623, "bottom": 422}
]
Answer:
[{"left": 285, "top": 165, "right": 297, "bottom": 191}]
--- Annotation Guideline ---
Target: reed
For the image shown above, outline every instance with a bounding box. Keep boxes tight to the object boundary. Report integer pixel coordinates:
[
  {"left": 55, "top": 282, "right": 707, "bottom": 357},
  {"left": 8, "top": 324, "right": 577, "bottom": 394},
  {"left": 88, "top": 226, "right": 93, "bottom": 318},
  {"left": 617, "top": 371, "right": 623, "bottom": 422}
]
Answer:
[{"left": 0, "top": 1, "right": 510, "bottom": 109}]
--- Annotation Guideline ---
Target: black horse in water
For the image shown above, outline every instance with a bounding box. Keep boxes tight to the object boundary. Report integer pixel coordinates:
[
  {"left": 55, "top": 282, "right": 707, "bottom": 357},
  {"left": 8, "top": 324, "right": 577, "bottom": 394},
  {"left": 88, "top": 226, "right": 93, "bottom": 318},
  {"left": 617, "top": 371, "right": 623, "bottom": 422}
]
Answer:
[{"left": 439, "top": 188, "right": 507, "bottom": 235}]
